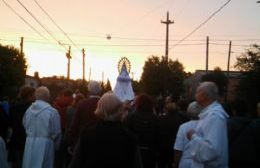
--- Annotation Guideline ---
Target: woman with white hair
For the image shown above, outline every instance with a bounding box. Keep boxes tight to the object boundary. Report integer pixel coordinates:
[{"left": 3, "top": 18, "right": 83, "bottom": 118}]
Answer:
[
  {"left": 69, "top": 92, "right": 142, "bottom": 168},
  {"left": 173, "top": 101, "right": 203, "bottom": 168}
]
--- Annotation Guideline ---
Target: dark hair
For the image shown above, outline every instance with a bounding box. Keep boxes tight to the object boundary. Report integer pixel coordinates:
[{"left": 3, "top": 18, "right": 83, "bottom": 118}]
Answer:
[
  {"left": 135, "top": 94, "right": 154, "bottom": 113},
  {"left": 18, "top": 86, "right": 35, "bottom": 101},
  {"left": 63, "top": 88, "right": 73, "bottom": 97}
]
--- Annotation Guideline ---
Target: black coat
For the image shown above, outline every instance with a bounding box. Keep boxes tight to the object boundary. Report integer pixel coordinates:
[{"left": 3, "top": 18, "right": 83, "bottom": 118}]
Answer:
[
  {"left": 70, "top": 121, "right": 140, "bottom": 168},
  {"left": 124, "top": 110, "right": 158, "bottom": 168}
]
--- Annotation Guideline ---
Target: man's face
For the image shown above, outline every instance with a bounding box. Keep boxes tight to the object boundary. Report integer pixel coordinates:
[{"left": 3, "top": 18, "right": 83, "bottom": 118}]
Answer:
[{"left": 195, "top": 88, "right": 206, "bottom": 106}]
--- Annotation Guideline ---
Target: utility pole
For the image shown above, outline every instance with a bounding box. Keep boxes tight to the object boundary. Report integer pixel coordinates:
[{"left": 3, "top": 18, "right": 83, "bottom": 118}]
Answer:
[
  {"left": 89, "top": 67, "right": 91, "bottom": 81},
  {"left": 20, "top": 37, "right": 24, "bottom": 55},
  {"left": 206, "top": 36, "right": 209, "bottom": 73},
  {"left": 161, "top": 11, "right": 174, "bottom": 64},
  {"left": 82, "top": 48, "right": 85, "bottom": 83},
  {"left": 66, "top": 46, "right": 71, "bottom": 81},
  {"left": 225, "top": 41, "right": 232, "bottom": 102}
]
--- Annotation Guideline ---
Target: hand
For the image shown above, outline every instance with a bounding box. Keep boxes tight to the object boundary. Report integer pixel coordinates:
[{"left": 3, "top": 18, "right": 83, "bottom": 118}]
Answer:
[{"left": 187, "top": 129, "right": 195, "bottom": 140}]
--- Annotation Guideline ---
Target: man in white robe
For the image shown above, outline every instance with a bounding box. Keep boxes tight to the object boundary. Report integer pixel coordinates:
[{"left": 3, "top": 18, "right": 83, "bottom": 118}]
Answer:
[
  {"left": 187, "top": 82, "right": 229, "bottom": 168},
  {"left": 22, "top": 86, "right": 61, "bottom": 168}
]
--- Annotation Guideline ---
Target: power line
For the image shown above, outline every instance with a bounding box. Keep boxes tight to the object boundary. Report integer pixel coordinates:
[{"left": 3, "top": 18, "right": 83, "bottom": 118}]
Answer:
[
  {"left": 16, "top": 0, "right": 67, "bottom": 51},
  {"left": 1, "top": 0, "right": 48, "bottom": 40},
  {"left": 33, "top": 0, "right": 80, "bottom": 51},
  {"left": 170, "top": 0, "right": 232, "bottom": 49}
]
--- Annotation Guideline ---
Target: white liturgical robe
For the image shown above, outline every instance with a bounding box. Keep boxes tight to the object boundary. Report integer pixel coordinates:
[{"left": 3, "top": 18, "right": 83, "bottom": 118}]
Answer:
[
  {"left": 189, "top": 101, "right": 229, "bottom": 168},
  {"left": 22, "top": 100, "right": 61, "bottom": 168}
]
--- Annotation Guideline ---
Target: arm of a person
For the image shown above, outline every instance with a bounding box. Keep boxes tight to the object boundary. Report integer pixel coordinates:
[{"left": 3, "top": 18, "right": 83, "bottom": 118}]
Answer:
[
  {"left": 68, "top": 104, "right": 82, "bottom": 148},
  {"left": 173, "top": 150, "right": 182, "bottom": 168},
  {"left": 51, "top": 109, "right": 61, "bottom": 150},
  {"left": 173, "top": 125, "right": 185, "bottom": 167},
  {"left": 189, "top": 114, "right": 225, "bottom": 162}
]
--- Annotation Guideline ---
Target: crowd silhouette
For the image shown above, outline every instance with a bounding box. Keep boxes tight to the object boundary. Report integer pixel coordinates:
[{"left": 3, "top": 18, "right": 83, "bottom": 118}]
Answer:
[{"left": 0, "top": 81, "right": 260, "bottom": 168}]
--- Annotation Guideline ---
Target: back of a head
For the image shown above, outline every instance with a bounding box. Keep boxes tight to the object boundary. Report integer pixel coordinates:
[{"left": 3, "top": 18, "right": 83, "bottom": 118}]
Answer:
[
  {"left": 35, "top": 86, "right": 50, "bottom": 102},
  {"left": 165, "top": 102, "right": 178, "bottom": 114},
  {"left": 63, "top": 88, "right": 73, "bottom": 97},
  {"left": 88, "top": 81, "right": 101, "bottom": 96},
  {"left": 95, "top": 92, "right": 123, "bottom": 121},
  {"left": 72, "top": 93, "right": 85, "bottom": 107},
  {"left": 198, "top": 81, "right": 219, "bottom": 101},
  {"left": 18, "top": 86, "right": 35, "bottom": 101},
  {"left": 135, "top": 93, "right": 154, "bottom": 113},
  {"left": 187, "top": 101, "right": 203, "bottom": 119}
]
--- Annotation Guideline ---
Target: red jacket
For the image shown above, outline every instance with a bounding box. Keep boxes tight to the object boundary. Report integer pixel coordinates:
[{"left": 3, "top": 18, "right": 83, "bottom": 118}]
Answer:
[{"left": 53, "top": 95, "right": 73, "bottom": 132}]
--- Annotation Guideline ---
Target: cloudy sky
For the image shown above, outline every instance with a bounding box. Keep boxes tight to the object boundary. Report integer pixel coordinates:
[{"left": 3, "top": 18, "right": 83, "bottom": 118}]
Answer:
[{"left": 0, "top": 0, "right": 259, "bottom": 87}]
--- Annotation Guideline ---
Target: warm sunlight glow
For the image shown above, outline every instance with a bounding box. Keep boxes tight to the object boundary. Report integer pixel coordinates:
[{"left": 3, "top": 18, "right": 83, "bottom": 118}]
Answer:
[{"left": 1, "top": 0, "right": 259, "bottom": 87}]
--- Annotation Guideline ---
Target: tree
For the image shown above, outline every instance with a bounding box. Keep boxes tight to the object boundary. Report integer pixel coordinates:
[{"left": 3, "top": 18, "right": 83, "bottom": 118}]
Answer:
[
  {"left": 0, "top": 44, "right": 27, "bottom": 100},
  {"left": 201, "top": 67, "right": 228, "bottom": 97},
  {"left": 234, "top": 44, "right": 260, "bottom": 115},
  {"left": 140, "top": 56, "right": 185, "bottom": 100}
]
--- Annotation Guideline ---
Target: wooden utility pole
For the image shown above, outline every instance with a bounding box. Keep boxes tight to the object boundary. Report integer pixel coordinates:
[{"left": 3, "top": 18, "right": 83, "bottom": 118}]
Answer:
[
  {"left": 161, "top": 11, "right": 174, "bottom": 64},
  {"left": 82, "top": 48, "right": 85, "bottom": 82},
  {"left": 66, "top": 46, "right": 71, "bottom": 81},
  {"left": 20, "top": 37, "right": 24, "bottom": 55},
  {"left": 206, "top": 36, "right": 209, "bottom": 73},
  {"left": 89, "top": 67, "right": 91, "bottom": 81},
  {"left": 225, "top": 41, "right": 232, "bottom": 102}
]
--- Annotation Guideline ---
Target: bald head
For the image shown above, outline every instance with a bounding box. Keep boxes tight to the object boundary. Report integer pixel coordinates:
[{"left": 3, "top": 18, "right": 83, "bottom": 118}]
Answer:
[{"left": 35, "top": 86, "right": 50, "bottom": 102}]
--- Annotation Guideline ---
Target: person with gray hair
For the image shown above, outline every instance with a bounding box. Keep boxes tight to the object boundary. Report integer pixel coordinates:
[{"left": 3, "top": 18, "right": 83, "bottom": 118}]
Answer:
[
  {"left": 88, "top": 80, "right": 102, "bottom": 96},
  {"left": 186, "top": 82, "right": 229, "bottom": 168},
  {"left": 22, "top": 86, "right": 61, "bottom": 168},
  {"left": 173, "top": 101, "right": 203, "bottom": 168},
  {"left": 69, "top": 92, "right": 141, "bottom": 168},
  {"left": 68, "top": 80, "right": 101, "bottom": 153}
]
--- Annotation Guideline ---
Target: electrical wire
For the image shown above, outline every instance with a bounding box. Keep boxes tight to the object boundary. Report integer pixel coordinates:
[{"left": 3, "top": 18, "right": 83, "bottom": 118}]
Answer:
[
  {"left": 16, "top": 0, "right": 67, "bottom": 51},
  {"left": 1, "top": 0, "right": 48, "bottom": 41},
  {"left": 33, "top": 0, "right": 81, "bottom": 51},
  {"left": 170, "top": 0, "right": 232, "bottom": 49}
]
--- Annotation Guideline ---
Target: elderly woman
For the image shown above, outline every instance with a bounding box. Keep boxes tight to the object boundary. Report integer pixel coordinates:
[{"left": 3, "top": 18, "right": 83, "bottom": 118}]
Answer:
[
  {"left": 173, "top": 101, "right": 203, "bottom": 168},
  {"left": 69, "top": 92, "right": 141, "bottom": 168}
]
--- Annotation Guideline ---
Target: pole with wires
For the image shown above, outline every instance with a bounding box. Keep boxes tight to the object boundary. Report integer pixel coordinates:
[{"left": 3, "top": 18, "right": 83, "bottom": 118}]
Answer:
[
  {"left": 225, "top": 41, "right": 232, "bottom": 102},
  {"left": 82, "top": 48, "right": 85, "bottom": 83},
  {"left": 161, "top": 11, "right": 174, "bottom": 64},
  {"left": 66, "top": 46, "right": 71, "bottom": 83},
  {"left": 206, "top": 36, "right": 209, "bottom": 73},
  {"left": 20, "top": 37, "right": 24, "bottom": 55}
]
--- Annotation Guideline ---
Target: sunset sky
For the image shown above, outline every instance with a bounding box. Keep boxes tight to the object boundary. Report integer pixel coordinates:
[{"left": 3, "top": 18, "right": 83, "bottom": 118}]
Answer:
[{"left": 0, "top": 0, "right": 260, "bottom": 87}]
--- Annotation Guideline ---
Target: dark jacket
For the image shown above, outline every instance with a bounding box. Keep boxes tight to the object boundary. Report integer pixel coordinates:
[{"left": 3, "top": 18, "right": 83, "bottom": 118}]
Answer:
[
  {"left": 157, "top": 112, "right": 185, "bottom": 167},
  {"left": 70, "top": 121, "right": 139, "bottom": 168},
  {"left": 68, "top": 96, "right": 99, "bottom": 147},
  {"left": 228, "top": 117, "right": 259, "bottom": 167},
  {"left": 124, "top": 110, "right": 158, "bottom": 168}
]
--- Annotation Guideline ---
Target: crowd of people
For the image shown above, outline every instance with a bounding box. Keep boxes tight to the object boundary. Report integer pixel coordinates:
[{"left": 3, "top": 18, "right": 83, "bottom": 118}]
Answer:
[{"left": 0, "top": 81, "right": 260, "bottom": 168}]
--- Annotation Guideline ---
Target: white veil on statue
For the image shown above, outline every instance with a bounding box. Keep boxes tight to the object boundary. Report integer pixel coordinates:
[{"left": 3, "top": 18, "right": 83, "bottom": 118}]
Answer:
[{"left": 113, "top": 62, "right": 135, "bottom": 102}]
